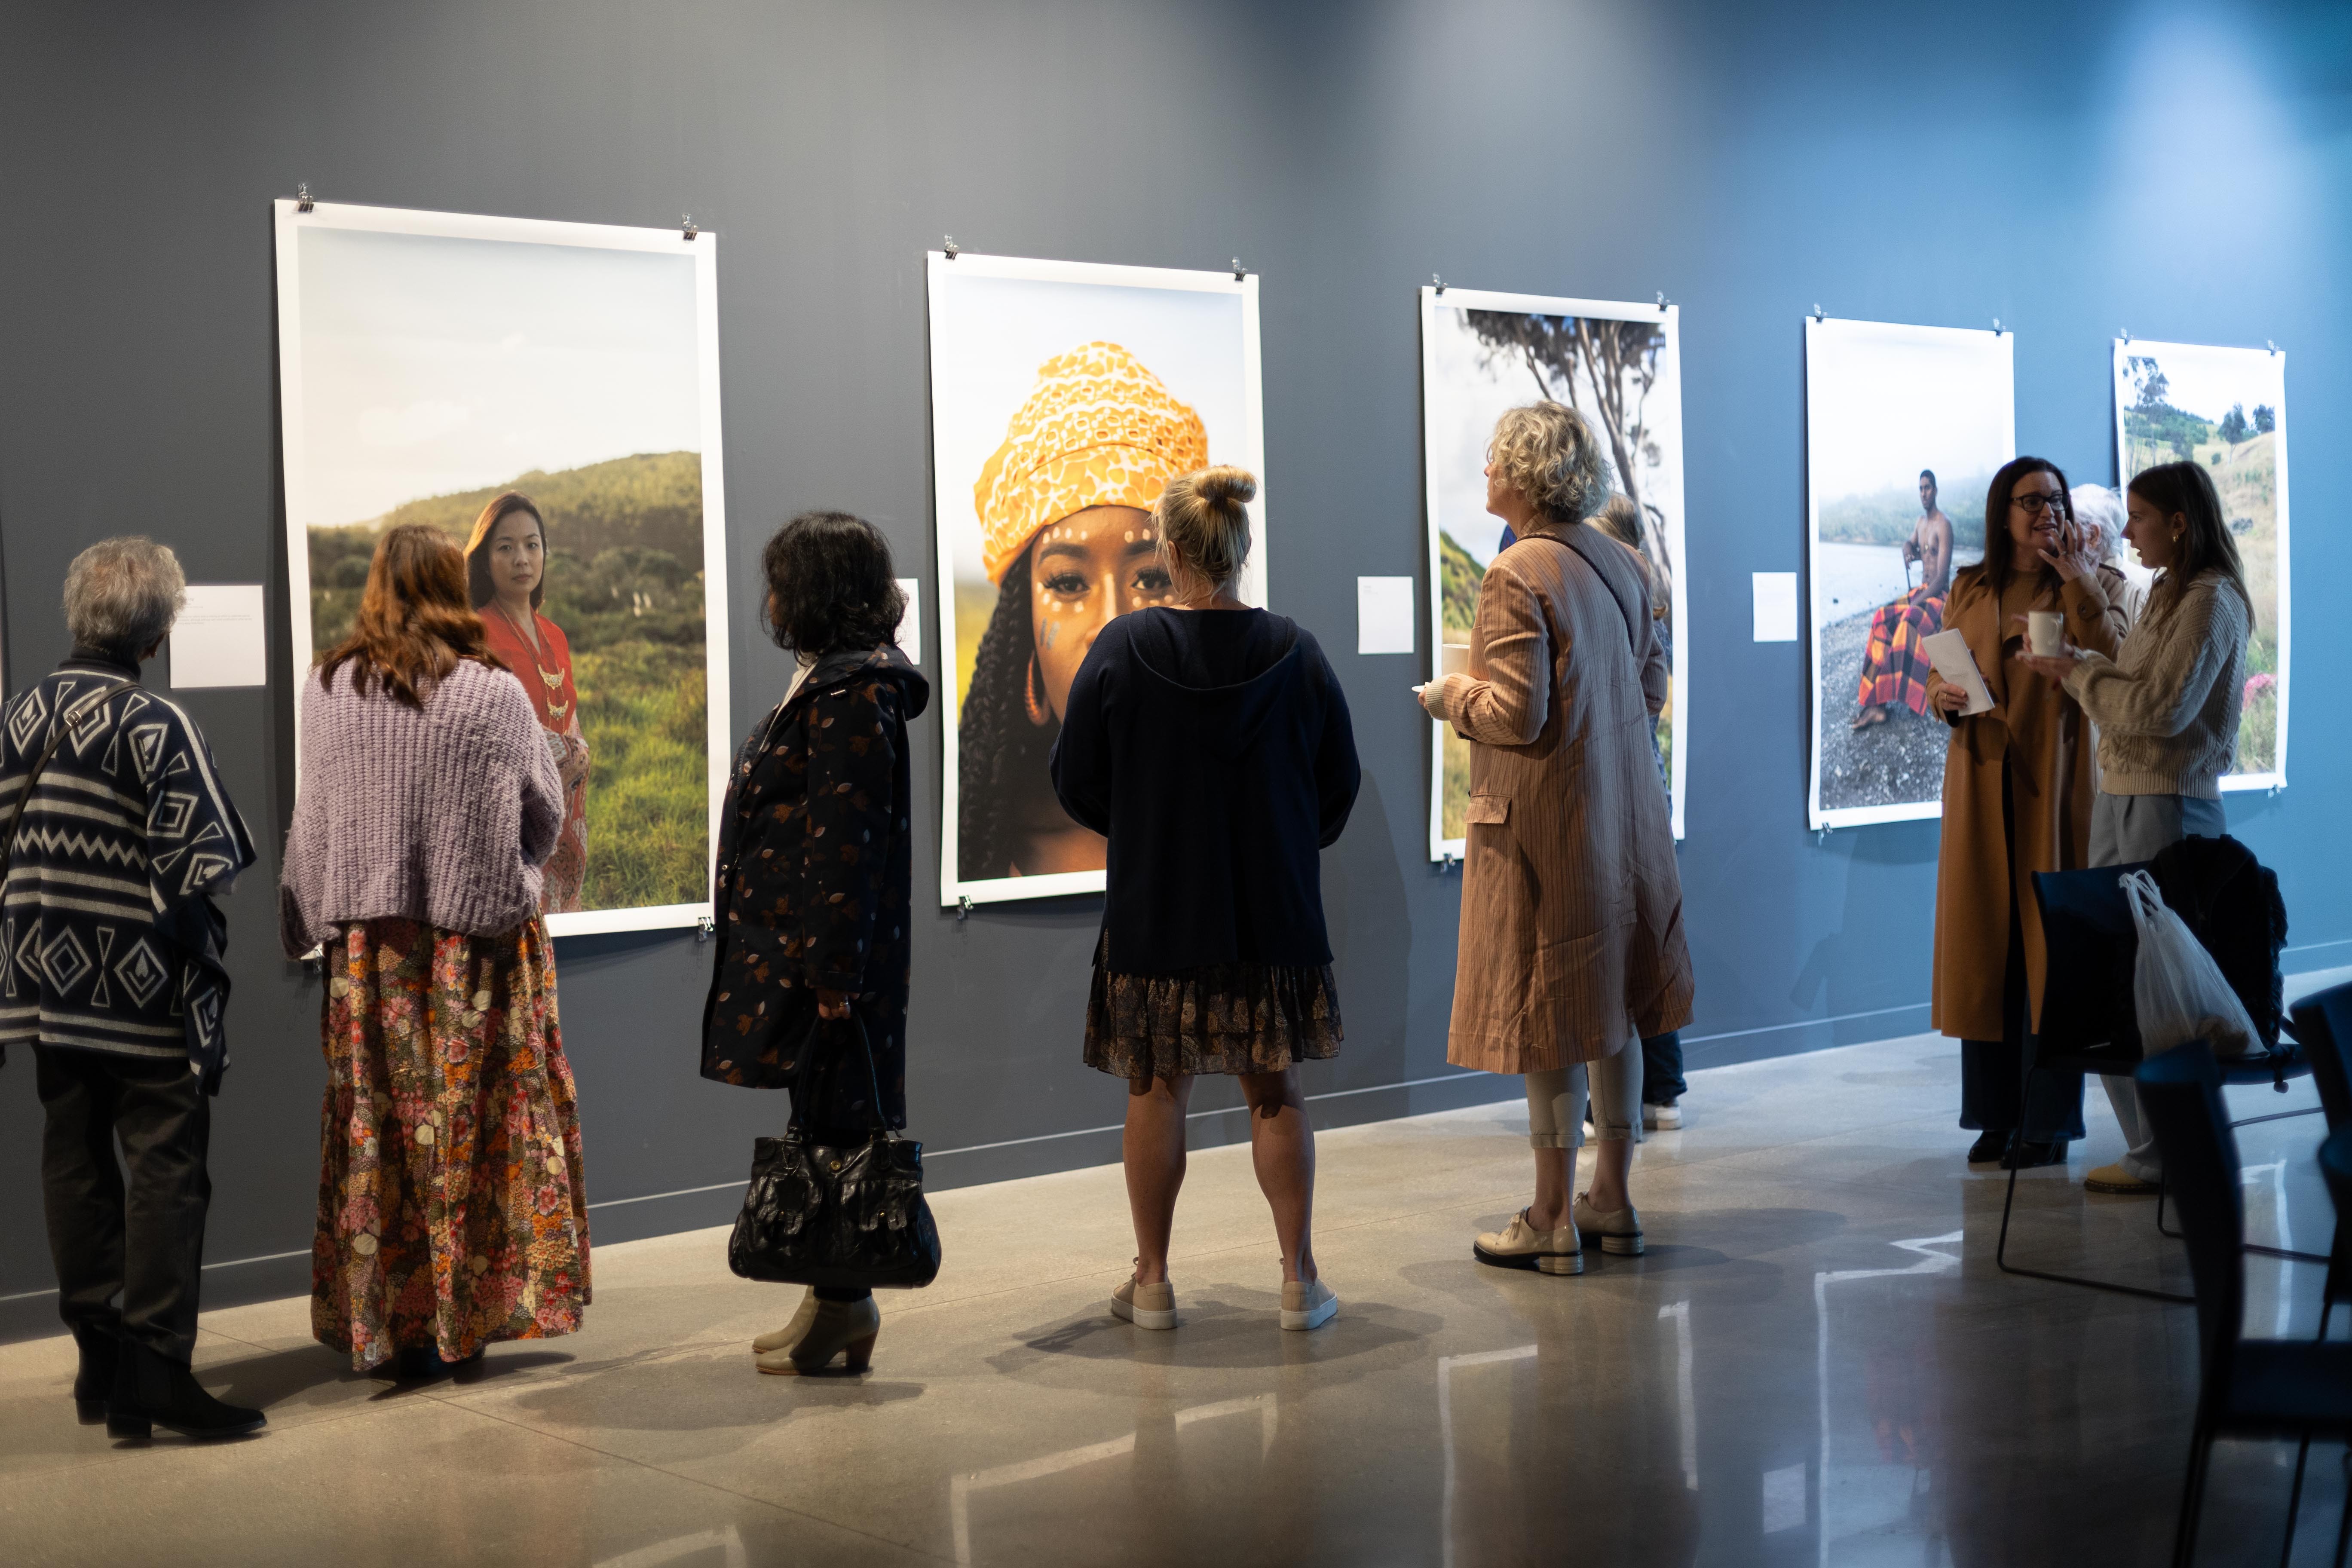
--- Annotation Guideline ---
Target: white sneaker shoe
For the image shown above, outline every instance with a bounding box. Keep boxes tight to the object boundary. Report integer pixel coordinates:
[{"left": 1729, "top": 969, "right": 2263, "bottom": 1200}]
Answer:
[
  {"left": 1111, "top": 1274, "right": 1178, "bottom": 1330},
  {"left": 1643, "top": 1099, "right": 1683, "bottom": 1131},
  {"left": 1280, "top": 1278, "right": 1338, "bottom": 1331},
  {"left": 1572, "top": 1191, "right": 1645, "bottom": 1256},
  {"left": 1473, "top": 1210, "right": 1584, "bottom": 1275}
]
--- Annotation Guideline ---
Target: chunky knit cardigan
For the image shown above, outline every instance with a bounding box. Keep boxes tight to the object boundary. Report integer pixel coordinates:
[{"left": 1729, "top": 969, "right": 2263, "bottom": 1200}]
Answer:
[
  {"left": 279, "top": 658, "right": 565, "bottom": 954},
  {"left": 2063, "top": 568, "right": 2251, "bottom": 800}
]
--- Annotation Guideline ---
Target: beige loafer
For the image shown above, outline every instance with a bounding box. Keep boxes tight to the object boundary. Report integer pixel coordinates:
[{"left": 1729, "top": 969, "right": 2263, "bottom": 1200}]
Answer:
[
  {"left": 2084, "top": 1161, "right": 2162, "bottom": 1195},
  {"left": 1473, "top": 1210, "right": 1584, "bottom": 1275},
  {"left": 751, "top": 1287, "right": 818, "bottom": 1354},
  {"left": 1111, "top": 1274, "right": 1178, "bottom": 1330},
  {"left": 1572, "top": 1192, "right": 1644, "bottom": 1256},
  {"left": 1280, "top": 1278, "right": 1338, "bottom": 1331}
]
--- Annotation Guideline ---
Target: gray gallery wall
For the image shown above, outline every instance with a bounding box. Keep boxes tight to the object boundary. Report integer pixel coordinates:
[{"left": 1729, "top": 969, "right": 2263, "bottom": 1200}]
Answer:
[{"left": 4, "top": 0, "right": 2347, "bottom": 1333}]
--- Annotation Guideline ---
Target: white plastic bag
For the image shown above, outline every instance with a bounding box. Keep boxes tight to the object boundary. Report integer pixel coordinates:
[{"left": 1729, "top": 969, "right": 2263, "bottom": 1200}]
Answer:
[{"left": 2121, "top": 870, "right": 2259, "bottom": 1057}]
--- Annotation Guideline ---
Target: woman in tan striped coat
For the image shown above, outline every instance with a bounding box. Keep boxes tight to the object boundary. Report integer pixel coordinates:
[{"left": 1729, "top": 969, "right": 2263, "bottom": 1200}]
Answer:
[{"left": 1420, "top": 404, "right": 1695, "bottom": 1277}]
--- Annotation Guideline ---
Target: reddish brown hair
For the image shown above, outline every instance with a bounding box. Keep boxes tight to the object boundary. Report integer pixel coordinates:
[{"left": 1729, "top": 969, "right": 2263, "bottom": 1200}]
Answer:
[
  {"left": 318, "top": 524, "right": 505, "bottom": 708},
  {"left": 463, "top": 490, "right": 546, "bottom": 611}
]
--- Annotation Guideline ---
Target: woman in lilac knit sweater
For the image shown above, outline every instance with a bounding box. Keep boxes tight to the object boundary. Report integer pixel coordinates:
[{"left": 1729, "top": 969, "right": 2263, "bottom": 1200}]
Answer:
[{"left": 282, "top": 524, "right": 590, "bottom": 1381}]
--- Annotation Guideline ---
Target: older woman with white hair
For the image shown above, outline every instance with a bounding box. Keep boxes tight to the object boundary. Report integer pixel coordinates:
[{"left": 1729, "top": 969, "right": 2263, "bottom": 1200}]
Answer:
[
  {"left": 2069, "top": 483, "right": 2148, "bottom": 624},
  {"left": 1420, "top": 404, "right": 1694, "bottom": 1277},
  {"left": 0, "top": 538, "right": 261, "bottom": 1438}
]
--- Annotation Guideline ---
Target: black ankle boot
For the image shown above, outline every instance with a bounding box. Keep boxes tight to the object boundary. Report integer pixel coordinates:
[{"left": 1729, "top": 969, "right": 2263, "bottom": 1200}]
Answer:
[
  {"left": 1966, "top": 1130, "right": 2012, "bottom": 1164},
  {"left": 70, "top": 1325, "right": 119, "bottom": 1424},
  {"left": 107, "top": 1341, "right": 266, "bottom": 1440}
]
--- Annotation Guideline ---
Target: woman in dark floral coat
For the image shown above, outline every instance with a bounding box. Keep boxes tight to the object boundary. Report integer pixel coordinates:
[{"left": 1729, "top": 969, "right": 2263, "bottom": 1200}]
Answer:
[{"left": 702, "top": 511, "right": 925, "bottom": 1376}]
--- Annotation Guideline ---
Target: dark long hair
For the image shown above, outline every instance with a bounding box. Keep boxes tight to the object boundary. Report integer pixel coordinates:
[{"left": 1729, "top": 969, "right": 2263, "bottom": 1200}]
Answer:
[
  {"left": 958, "top": 548, "right": 1053, "bottom": 882},
  {"left": 2128, "top": 461, "right": 2252, "bottom": 615},
  {"left": 1965, "top": 455, "right": 2073, "bottom": 595},
  {"left": 465, "top": 490, "right": 546, "bottom": 611},
  {"left": 318, "top": 524, "right": 505, "bottom": 708},
  {"left": 761, "top": 511, "right": 907, "bottom": 655}
]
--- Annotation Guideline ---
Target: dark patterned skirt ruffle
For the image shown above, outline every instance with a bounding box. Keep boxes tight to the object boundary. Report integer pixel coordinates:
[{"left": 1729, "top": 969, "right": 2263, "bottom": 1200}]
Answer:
[{"left": 1084, "top": 935, "right": 1344, "bottom": 1081}]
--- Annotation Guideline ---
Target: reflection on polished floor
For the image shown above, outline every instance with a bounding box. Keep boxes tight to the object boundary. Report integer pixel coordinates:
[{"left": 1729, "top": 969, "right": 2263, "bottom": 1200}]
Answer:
[{"left": 5, "top": 1005, "right": 2349, "bottom": 1566}]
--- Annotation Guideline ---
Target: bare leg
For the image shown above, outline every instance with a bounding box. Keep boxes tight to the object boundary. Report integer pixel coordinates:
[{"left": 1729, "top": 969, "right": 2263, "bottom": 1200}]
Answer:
[
  {"left": 1239, "top": 1069, "right": 1318, "bottom": 1284},
  {"left": 1124, "top": 1075, "right": 1191, "bottom": 1285},
  {"left": 1583, "top": 1139, "right": 1635, "bottom": 1213},
  {"left": 1583, "top": 1038, "right": 1643, "bottom": 1212}
]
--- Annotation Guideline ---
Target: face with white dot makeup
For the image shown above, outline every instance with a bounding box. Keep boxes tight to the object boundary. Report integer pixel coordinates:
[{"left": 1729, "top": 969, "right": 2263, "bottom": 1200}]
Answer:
[{"left": 1027, "top": 503, "right": 1173, "bottom": 720}]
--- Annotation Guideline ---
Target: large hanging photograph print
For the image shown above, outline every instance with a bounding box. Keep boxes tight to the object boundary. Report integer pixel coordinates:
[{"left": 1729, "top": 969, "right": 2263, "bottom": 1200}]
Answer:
[
  {"left": 927, "top": 251, "right": 1265, "bottom": 909},
  {"left": 273, "top": 200, "right": 732, "bottom": 936},
  {"left": 1805, "top": 317, "right": 2013, "bottom": 831},
  {"left": 1419, "top": 287, "right": 1687, "bottom": 856},
  {"left": 2110, "top": 338, "right": 2290, "bottom": 791}
]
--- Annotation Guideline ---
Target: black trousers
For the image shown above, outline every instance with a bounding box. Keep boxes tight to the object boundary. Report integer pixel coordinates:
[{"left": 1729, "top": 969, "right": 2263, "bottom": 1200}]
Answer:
[
  {"left": 1954, "top": 769, "right": 2085, "bottom": 1142},
  {"left": 34, "top": 1045, "right": 212, "bottom": 1364}
]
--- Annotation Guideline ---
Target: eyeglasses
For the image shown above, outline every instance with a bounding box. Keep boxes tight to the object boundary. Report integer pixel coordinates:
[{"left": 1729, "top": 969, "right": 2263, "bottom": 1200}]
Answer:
[{"left": 2011, "top": 491, "right": 2066, "bottom": 515}]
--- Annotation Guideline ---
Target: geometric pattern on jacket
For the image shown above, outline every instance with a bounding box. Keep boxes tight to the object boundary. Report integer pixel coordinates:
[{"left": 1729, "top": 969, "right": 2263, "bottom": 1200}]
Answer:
[{"left": 0, "top": 654, "right": 256, "bottom": 1088}]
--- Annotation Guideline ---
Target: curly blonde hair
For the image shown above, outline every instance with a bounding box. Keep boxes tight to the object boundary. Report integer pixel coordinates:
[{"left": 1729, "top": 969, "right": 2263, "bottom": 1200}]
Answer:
[{"left": 1488, "top": 401, "right": 1612, "bottom": 525}]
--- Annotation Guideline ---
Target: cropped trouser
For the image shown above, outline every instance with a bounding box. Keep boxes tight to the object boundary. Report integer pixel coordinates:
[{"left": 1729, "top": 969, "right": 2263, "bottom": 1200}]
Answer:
[{"left": 1525, "top": 1034, "right": 1645, "bottom": 1150}]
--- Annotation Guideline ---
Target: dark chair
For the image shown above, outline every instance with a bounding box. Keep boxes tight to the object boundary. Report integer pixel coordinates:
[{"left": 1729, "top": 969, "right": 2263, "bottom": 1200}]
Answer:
[
  {"left": 1996, "top": 864, "right": 2317, "bottom": 1303},
  {"left": 2290, "top": 983, "right": 2352, "bottom": 1336},
  {"left": 2137, "top": 1047, "right": 2352, "bottom": 1568}
]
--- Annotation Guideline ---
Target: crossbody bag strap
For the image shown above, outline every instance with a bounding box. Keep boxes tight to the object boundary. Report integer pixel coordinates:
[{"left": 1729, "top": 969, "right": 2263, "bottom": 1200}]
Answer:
[{"left": 1, "top": 680, "right": 129, "bottom": 873}]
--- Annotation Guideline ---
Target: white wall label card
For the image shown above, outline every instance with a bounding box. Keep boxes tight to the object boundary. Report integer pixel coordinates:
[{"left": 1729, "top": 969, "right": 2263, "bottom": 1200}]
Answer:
[
  {"left": 1752, "top": 573, "right": 1798, "bottom": 642},
  {"left": 170, "top": 584, "right": 268, "bottom": 688},
  {"left": 1357, "top": 576, "right": 1415, "bottom": 655},
  {"left": 896, "top": 579, "right": 922, "bottom": 667}
]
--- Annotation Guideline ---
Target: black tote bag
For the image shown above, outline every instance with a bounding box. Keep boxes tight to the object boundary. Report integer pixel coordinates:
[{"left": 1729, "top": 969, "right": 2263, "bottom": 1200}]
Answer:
[{"left": 727, "top": 1017, "right": 942, "bottom": 1291}]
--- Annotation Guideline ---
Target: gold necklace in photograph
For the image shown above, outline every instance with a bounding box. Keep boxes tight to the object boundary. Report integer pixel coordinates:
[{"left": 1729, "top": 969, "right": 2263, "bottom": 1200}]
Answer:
[{"left": 498, "top": 600, "right": 570, "bottom": 720}]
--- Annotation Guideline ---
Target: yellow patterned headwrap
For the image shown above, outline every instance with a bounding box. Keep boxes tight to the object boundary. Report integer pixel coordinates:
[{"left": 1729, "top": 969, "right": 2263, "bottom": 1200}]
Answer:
[{"left": 975, "top": 341, "right": 1210, "bottom": 584}]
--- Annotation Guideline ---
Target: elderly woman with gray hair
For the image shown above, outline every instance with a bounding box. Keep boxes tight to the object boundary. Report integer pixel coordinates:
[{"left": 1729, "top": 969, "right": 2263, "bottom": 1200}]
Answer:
[
  {"left": 0, "top": 538, "right": 261, "bottom": 1439},
  {"left": 1419, "top": 404, "right": 1694, "bottom": 1277}
]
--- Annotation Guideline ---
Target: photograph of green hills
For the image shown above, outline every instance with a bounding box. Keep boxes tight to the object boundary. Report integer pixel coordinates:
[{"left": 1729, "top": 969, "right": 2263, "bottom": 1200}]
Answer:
[{"left": 307, "top": 450, "right": 710, "bottom": 910}]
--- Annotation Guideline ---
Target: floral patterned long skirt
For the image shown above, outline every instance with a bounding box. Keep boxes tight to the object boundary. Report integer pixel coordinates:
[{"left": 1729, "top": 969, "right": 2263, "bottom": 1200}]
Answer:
[{"left": 312, "top": 916, "right": 591, "bottom": 1370}]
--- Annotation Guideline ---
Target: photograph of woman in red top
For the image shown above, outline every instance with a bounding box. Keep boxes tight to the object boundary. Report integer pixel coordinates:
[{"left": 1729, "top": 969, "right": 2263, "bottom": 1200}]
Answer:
[{"left": 466, "top": 490, "right": 590, "bottom": 911}]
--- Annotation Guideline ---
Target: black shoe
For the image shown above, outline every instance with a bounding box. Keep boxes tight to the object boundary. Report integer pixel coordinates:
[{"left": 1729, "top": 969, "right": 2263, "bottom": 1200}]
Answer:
[
  {"left": 394, "top": 1345, "right": 486, "bottom": 1384},
  {"left": 1966, "top": 1130, "right": 2012, "bottom": 1165},
  {"left": 70, "top": 1324, "right": 119, "bottom": 1424},
  {"left": 107, "top": 1342, "right": 265, "bottom": 1440},
  {"left": 2003, "top": 1137, "right": 2069, "bottom": 1171}
]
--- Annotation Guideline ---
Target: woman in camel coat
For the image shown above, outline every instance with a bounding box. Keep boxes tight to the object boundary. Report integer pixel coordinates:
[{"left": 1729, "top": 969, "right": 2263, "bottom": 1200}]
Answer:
[
  {"left": 1421, "top": 403, "right": 1694, "bottom": 1276},
  {"left": 1927, "top": 457, "right": 2131, "bottom": 1170}
]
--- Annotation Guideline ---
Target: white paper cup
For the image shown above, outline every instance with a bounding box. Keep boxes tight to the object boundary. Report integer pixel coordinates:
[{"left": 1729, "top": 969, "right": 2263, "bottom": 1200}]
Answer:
[
  {"left": 2027, "top": 611, "right": 2063, "bottom": 656},
  {"left": 1441, "top": 643, "right": 1470, "bottom": 679}
]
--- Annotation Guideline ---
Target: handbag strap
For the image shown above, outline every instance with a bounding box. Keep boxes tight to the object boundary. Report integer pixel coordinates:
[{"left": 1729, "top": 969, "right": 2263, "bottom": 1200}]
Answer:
[
  {"left": 789, "top": 1012, "right": 894, "bottom": 1141},
  {"left": 1533, "top": 527, "right": 1652, "bottom": 666},
  {"left": 2, "top": 679, "right": 129, "bottom": 876}
]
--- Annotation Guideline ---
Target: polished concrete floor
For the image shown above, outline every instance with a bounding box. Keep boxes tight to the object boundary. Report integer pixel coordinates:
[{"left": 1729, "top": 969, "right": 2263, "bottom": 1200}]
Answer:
[{"left": 5, "top": 989, "right": 2350, "bottom": 1567}]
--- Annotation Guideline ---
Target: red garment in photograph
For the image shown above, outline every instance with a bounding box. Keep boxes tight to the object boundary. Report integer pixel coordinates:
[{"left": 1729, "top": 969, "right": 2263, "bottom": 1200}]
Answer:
[{"left": 480, "top": 606, "right": 589, "bottom": 912}]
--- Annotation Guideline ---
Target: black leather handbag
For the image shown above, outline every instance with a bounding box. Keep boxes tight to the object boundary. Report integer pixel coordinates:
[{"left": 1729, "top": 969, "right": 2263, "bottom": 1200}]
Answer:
[{"left": 726, "top": 1018, "right": 942, "bottom": 1291}]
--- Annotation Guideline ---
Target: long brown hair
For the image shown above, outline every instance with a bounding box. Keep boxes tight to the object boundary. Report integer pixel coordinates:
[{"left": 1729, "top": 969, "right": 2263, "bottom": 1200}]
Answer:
[
  {"left": 2128, "top": 461, "right": 2252, "bottom": 615},
  {"left": 463, "top": 490, "right": 546, "bottom": 611},
  {"left": 318, "top": 524, "right": 505, "bottom": 708},
  {"left": 1969, "top": 455, "right": 2073, "bottom": 594}
]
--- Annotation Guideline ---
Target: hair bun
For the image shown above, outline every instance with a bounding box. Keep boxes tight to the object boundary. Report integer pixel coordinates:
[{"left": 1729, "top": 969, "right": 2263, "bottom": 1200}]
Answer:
[{"left": 1194, "top": 465, "right": 1258, "bottom": 509}]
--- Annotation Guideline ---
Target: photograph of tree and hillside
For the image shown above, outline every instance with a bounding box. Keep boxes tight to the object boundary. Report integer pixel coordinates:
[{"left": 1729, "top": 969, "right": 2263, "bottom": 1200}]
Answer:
[
  {"left": 308, "top": 452, "right": 709, "bottom": 910},
  {"left": 2116, "top": 344, "right": 2285, "bottom": 779}
]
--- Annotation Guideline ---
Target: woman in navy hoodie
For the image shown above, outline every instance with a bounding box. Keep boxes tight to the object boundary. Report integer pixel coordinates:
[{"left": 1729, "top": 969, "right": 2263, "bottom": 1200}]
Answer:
[{"left": 1052, "top": 466, "right": 1360, "bottom": 1335}]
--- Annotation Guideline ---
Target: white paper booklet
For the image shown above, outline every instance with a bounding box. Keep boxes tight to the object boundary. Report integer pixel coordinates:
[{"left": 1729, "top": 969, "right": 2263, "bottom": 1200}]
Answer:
[{"left": 1918, "top": 628, "right": 1994, "bottom": 716}]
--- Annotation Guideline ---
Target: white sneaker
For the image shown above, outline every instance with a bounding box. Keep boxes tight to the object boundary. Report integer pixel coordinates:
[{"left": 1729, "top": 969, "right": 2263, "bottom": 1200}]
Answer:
[
  {"left": 1572, "top": 1192, "right": 1645, "bottom": 1256},
  {"left": 1643, "top": 1099, "right": 1683, "bottom": 1131},
  {"left": 1280, "top": 1279, "right": 1338, "bottom": 1331},
  {"left": 1111, "top": 1274, "right": 1177, "bottom": 1330}
]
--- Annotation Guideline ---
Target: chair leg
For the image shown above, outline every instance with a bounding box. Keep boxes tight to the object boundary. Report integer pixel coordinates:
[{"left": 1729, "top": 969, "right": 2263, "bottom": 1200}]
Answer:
[
  {"left": 2335, "top": 1447, "right": 2352, "bottom": 1568},
  {"left": 2282, "top": 1436, "right": 2310, "bottom": 1568},
  {"left": 2175, "top": 1427, "right": 2213, "bottom": 1568},
  {"left": 1995, "top": 1117, "right": 2196, "bottom": 1304}
]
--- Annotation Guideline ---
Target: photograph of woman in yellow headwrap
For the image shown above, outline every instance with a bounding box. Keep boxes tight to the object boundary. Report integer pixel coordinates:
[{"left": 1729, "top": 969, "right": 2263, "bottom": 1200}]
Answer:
[{"left": 927, "top": 254, "right": 1265, "bottom": 906}]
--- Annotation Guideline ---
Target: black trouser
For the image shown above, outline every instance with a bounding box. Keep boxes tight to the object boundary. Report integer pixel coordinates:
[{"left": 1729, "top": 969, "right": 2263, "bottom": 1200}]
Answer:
[
  {"left": 34, "top": 1045, "right": 212, "bottom": 1364},
  {"left": 1640, "top": 1031, "right": 1686, "bottom": 1104},
  {"left": 1956, "top": 769, "right": 2085, "bottom": 1143}
]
